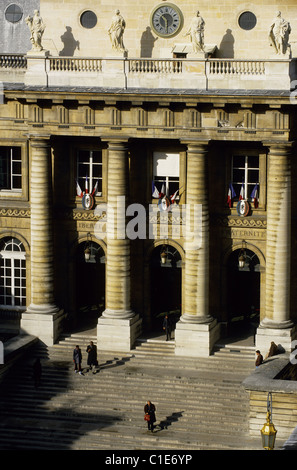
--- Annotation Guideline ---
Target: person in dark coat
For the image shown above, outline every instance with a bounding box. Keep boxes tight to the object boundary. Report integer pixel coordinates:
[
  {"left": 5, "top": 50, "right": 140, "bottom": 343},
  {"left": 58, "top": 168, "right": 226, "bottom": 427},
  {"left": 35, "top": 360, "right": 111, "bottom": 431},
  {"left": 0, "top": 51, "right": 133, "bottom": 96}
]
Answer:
[
  {"left": 73, "top": 345, "right": 83, "bottom": 375},
  {"left": 163, "top": 314, "right": 171, "bottom": 341},
  {"left": 144, "top": 400, "right": 156, "bottom": 432},
  {"left": 86, "top": 341, "right": 98, "bottom": 374},
  {"left": 255, "top": 350, "right": 263, "bottom": 368}
]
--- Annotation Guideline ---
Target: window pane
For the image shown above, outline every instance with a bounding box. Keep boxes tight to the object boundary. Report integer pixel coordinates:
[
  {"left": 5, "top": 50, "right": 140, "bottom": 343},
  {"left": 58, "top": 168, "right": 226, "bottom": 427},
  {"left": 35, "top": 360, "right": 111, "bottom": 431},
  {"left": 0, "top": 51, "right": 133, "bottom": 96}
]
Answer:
[
  {"left": 232, "top": 168, "right": 244, "bottom": 183},
  {"left": 12, "top": 175, "right": 22, "bottom": 189},
  {"left": 248, "top": 169, "right": 259, "bottom": 184},
  {"left": 248, "top": 155, "right": 259, "bottom": 168},
  {"left": 0, "top": 150, "right": 9, "bottom": 189},
  {"left": 233, "top": 155, "right": 245, "bottom": 168},
  {"left": 0, "top": 147, "right": 22, "bottom": 191},
  {"left": 153, "top": 152, "right": 179, "bottom": 177}
]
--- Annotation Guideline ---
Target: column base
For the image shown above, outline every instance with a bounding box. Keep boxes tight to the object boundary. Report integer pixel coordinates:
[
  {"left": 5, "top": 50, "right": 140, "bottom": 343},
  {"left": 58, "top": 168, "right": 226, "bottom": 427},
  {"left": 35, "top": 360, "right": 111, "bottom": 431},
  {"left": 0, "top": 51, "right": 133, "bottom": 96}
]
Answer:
[
  {"left": 97, "top": 313, "right": 142, "bottom": 352},
  {"left": 255, "top": 318, "right": 297, "bottom": 355},
  {"left": 20, "top": 304, "right": 65, "bottom": 346},
  {"left": 175, "top": 317, "right": 220, "bottom": 357}
]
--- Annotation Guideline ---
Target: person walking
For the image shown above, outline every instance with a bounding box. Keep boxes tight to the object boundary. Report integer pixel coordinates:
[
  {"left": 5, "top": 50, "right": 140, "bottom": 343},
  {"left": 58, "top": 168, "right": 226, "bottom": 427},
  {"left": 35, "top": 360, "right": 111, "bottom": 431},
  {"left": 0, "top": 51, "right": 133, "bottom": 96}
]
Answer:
[
  {"left": 86, "top": 340, "right": 98, "bottom": 374},
  {"left": 73, "top": 345, "right": 83, "bottom": 375},
  {"left": 163, "top": 314, "right": 171, "bottom": 341},
  {"left": 144, "top": 400, "right": 156, "bottom": 432}
]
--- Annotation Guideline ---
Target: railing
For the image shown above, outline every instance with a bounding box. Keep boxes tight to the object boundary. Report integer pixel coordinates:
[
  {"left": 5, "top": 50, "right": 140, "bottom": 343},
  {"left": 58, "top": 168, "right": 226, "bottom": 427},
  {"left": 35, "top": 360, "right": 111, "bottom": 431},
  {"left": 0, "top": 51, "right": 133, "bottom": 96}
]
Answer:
[
  {"left": 49, "top": 57, "right": 102, "bottom": 72},
  {"left": 128, "top": 59, "right": 183, "bottom": 74},
  {"left": 208, "top": 59, "right": 266, "bottom": 75},
  {"left": 0, "top": 54, "right": 27, "bottom": 69},
  {"left": 0, "top": 53, "right": 294, "bottom": 91}
]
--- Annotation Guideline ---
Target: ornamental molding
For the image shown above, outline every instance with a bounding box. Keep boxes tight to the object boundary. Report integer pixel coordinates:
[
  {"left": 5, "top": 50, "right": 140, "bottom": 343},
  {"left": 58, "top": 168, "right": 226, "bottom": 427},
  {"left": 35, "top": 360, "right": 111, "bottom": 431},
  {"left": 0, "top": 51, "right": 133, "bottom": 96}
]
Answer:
[
  {"left": 0, "top": 208, "right": 30, "bottom": 218},
  {"left": 212, "top": 215, "right": 267, "bottom": 229}
]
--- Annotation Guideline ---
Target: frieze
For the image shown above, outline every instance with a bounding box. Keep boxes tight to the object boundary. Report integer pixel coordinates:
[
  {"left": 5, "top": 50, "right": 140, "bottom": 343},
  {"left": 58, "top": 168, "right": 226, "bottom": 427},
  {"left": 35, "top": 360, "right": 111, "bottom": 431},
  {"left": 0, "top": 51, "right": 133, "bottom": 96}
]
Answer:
[
  {"left": 212, "top": 215, "right": 267, "bottom": 229},
  {"left": 0, "top": 208, "right": 30, "bottom": 218}
]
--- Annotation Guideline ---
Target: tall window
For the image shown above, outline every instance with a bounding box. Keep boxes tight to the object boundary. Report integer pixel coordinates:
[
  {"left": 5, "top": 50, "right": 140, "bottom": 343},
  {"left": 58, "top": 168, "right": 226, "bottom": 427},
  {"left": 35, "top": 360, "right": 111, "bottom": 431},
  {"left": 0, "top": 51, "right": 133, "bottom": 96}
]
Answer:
[
  {"left": 232, "top": 154, "right": 259, "bottom": 200},
  {"left": 0, "top": 147, "right": 22, "bottom": 191},
  {"left": 0, "top": 238, "right": 26, "bottom": 308},
  {"left": 77, "top": 150, "right": 102, "bottom": 196},
  {"left": 153, "top": 152, "right": 180, "bottom": 198}
]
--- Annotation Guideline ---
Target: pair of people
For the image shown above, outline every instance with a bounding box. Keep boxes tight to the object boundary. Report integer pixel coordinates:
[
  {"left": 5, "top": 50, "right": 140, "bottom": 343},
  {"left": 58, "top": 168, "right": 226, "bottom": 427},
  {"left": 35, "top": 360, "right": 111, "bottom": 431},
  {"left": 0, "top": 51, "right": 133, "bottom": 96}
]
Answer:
[{"left": 73, "top": 341, "right": 98, "bottom": 375}]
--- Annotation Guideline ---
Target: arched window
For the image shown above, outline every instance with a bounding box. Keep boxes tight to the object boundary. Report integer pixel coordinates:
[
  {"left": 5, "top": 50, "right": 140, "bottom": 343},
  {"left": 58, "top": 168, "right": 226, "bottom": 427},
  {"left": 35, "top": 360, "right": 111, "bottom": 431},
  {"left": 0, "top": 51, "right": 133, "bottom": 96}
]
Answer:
[{"left": 0, "top": 237, "right": 26, "bottom": 308}]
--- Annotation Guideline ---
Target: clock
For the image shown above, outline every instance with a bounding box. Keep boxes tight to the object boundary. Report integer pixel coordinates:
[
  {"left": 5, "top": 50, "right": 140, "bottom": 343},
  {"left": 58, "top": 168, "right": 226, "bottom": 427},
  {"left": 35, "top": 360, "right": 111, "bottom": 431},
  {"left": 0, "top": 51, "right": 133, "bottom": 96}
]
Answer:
[{"left": 150, "top": 3, "right": 183, "bottom": 38}]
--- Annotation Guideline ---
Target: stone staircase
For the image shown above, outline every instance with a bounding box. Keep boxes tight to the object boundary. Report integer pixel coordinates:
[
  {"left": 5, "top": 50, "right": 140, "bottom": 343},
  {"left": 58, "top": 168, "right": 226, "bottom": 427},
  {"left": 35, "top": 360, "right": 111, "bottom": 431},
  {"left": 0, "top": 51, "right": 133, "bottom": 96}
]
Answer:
[{"left": 0, "top": 329, "right": 266, "bottom": 450}]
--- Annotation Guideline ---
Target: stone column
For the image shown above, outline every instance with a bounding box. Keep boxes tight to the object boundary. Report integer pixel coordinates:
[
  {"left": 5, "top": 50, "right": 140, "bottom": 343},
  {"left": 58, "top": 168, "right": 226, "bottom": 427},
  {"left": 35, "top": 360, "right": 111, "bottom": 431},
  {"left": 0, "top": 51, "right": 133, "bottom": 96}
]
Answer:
[
  {"left": 21, "top": 135, "right": 64, "bottom": 345},
  {"left": 175, "top": 141, "right": 220, "bottom": 356},
  {"left": 256, "top": 142, "right": 296, "bottom": 352},
  {"left": 97, "top": 139, "right": 141, "bottom": 351}
]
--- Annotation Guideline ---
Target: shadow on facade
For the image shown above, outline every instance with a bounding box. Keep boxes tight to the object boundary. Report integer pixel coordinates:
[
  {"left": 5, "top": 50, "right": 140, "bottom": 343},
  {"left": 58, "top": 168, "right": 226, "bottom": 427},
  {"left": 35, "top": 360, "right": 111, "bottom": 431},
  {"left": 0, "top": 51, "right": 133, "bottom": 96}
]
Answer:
[
  {"left": 217, "top": 29, "right": 235, "bottom": 58},
  {"left": 59, "top": 26, "right": 80, "bottom": 56},
  {"left": 140, "top": 27, "right": 158, "bottom": 58}
]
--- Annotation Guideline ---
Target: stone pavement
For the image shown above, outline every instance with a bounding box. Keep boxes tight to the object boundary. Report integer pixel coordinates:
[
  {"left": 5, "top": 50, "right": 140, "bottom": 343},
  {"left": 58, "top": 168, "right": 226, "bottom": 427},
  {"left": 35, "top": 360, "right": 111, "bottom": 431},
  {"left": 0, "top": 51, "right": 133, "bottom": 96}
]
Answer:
[{"left": 0, "top": 327, "right": 285, "bottom": 451}]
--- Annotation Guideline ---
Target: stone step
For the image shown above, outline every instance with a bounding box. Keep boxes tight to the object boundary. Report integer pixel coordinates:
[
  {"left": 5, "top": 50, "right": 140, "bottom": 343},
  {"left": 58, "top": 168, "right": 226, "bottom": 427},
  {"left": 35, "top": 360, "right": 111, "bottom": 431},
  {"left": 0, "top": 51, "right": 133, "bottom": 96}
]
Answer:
[{"left": 0, "top": 332, "right": 263, "bottom": 450}]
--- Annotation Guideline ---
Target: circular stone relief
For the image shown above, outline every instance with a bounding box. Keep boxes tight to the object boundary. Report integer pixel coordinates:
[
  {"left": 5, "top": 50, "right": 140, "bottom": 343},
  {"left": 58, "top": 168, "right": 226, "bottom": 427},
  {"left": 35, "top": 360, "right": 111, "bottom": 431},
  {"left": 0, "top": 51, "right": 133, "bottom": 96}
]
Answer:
[
  {"left": 5, "top": 4, "right": 23, "bottom": 23},
  {"left": 238, "top": 11, "right": 257, "bottom": 30},
  {"left": 80, "top": 10, "right": 98, "bottom": 29}
]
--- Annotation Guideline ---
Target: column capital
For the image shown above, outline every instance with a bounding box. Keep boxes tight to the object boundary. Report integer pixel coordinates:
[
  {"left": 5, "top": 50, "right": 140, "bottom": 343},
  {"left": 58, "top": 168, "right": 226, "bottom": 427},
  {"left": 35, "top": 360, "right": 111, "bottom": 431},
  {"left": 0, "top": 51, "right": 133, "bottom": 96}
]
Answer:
[
  {"left": 262, "top": 140, "right": 294, "bottom": 151},
  {"left": 26, "top": 133, "right": 51, "bottom": 148},
  {"left": 180, "top": 139, "right": 210, "bottom": 148}
]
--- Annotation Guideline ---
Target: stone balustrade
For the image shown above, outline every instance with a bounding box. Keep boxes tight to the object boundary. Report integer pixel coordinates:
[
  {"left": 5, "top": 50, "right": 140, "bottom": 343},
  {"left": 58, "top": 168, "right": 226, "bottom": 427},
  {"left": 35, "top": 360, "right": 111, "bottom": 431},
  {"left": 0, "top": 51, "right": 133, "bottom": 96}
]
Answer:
[{"left": 0, "top": 53, "right": 295, "bottom": 91}]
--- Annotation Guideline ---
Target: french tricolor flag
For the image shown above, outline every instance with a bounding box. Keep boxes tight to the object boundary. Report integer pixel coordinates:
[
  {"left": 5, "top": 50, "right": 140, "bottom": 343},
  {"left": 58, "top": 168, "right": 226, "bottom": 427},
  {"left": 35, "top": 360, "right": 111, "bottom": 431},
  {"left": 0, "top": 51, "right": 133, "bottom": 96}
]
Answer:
[
  {"left": 239, "top": 182, "right": 245, "bottom": 201},
  {"left": 227, "top": 183, "right": 236, "bottom": 208},
  {"left": 251, "top": 183, "right": 259, "bottom": 208}
]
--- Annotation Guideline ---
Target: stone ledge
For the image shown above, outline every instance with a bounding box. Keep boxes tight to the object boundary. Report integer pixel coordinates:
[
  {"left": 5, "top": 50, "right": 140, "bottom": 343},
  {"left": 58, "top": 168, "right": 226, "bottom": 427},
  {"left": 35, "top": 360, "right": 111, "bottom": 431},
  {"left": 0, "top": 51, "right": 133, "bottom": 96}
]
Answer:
[{"left": 242, "top": 354, "right": 297, "bottom": 393}]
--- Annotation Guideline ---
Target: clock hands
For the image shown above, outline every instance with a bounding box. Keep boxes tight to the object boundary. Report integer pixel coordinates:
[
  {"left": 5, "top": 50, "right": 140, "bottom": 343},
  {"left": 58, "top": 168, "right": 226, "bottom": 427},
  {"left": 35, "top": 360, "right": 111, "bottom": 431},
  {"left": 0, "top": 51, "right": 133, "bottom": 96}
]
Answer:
[{"left": 161, "top": 15, "right": 168, "bottom": 33}]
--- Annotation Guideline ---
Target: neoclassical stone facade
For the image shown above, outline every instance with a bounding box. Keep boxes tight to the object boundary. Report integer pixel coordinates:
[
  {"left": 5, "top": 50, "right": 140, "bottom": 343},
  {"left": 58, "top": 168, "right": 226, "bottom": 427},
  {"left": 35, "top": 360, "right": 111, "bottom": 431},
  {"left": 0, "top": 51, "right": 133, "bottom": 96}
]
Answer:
[{"left": 0, "top": 0, "right": 297, "bottom": 357}]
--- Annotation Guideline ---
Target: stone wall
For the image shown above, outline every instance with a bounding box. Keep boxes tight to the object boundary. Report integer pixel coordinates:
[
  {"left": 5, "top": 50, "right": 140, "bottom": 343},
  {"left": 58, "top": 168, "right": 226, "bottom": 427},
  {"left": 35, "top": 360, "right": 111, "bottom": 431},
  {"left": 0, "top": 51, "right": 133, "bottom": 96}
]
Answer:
[
  {"left": 0, "top": 0, "right": 40, "bottom": 54},
  {"left": 36, "top": 0, "right": 297, "bottom": 59}
]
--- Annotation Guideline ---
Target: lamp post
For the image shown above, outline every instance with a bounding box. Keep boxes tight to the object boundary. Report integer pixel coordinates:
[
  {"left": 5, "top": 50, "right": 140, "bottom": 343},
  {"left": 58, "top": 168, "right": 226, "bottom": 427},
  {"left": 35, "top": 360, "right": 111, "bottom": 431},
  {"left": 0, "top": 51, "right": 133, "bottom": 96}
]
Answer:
[
  {"left": 261, "top": 392, "right": 277, "bottom": 450},
  {"left": 238, "top": 240, "right": 247, "bottom": 269},
  {"left": 160, "top": 245, "right": 167, "bottom": 265},
  {"left": 84, "top": 232, "right": 92, "bottom": 262}
]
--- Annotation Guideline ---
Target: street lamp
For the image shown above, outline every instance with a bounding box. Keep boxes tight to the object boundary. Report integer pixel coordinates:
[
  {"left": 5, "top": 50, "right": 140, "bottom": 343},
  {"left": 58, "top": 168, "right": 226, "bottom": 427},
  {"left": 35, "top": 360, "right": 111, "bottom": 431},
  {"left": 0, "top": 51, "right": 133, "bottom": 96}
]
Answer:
[
  {"left": 261, "top": 392, "right": 277, "bottom": 450},
  {"left": 84, "top": 232, "right": 92, "bottom": 262},
  {"left": 160, "top": 245, "right": 167, "bottom": 265},
  {"left": 238, "top": 240, "right": 247, "bottom": 269}
]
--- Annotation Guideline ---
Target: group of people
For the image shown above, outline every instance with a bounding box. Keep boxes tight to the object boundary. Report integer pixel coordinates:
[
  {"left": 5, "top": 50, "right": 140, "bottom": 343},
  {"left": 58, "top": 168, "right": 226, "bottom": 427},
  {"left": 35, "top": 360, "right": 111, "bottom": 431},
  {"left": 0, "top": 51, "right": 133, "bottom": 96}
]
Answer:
[
  {"left": 255, "top": 341, "right": 279, "bottom": 368},
  {"left": 73, "top": 341, "right": 98, "bottom": 375}
]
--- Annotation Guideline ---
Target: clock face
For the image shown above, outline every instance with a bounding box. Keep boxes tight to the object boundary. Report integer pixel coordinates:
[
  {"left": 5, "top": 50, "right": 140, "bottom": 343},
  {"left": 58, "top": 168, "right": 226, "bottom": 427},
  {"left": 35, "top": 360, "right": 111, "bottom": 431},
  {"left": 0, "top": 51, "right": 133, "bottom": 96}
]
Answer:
[{"left": 150, "top": 3, "right": 183, "bottom": 38}]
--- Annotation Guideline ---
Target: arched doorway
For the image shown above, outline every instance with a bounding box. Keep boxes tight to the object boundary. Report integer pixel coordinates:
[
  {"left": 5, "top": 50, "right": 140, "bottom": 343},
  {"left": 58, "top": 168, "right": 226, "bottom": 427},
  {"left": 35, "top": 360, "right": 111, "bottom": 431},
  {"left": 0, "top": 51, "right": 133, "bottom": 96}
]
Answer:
[
  {"left": 75, "top": 240, "right": 105, "bottom": 328},
  {"left": 150, "top": 244, "right": 182, "bottom": 334},
  {"left": 226, "top": 247, "right": 260, "bottom": 337},
  {"left": 0, "top": 237, "right": 26, "bottom": 308}
]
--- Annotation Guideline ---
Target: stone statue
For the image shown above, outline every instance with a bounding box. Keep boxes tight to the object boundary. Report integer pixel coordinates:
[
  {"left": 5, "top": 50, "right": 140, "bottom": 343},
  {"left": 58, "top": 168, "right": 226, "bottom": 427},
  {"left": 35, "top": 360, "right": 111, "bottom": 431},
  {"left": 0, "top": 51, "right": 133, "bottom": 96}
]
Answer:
[
  {"left": 185, "top": 11, "right": 205, "bottom": 53},
  {"left": 108, "top": 9, "right": 127, "bottom": 53},
  {"left": 269, "top": 11, "right": 291, "bottom": 55},
  {"left": 25, "top": 10, "right": 46, "bottom": 52}
]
